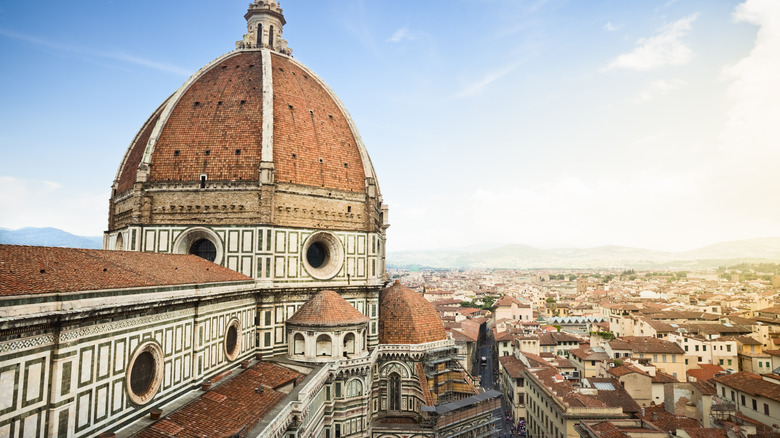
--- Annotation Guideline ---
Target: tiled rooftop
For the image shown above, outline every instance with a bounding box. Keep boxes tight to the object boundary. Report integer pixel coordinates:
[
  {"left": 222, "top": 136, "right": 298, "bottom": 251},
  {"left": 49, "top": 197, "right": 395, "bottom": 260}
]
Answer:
[
  {"left": 686, "top": 364, "right": 725, "bottom": 384},
  {"left": 638, "top": 403, "right": 701, "bottom": 432},
  {"left": 0, "top": 245, "right": 251, "bottom": 296},
  {"left": 498, "top": 356, "right": 527, "bottom": 379},
  {"left": 133, "top": 361, "right": 302, "bottom": 438},
  {"left": 608, "top": 365, "right": 651, "bottom": 378},
  {"left": 379, "top": 281, "right": 447, "bottom": 345},
  {"left": 609, "top": 337, "right": 685, "bottom": 354},
  {"left": 286, "top": 290, "right": 369, "bottom": 326},
  {"left": 713, "top": 371, "right": 780, "bottom": 402}
]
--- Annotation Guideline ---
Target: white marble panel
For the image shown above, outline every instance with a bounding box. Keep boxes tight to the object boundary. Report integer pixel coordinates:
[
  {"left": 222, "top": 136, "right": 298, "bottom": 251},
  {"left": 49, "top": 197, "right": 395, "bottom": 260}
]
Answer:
[
  {"left": 77, "top": 393, "right": 90, "bottom": 427},
  {"left": 98, "top": 344, "right": 110, "bottom": 377},
  {"left": 80, "top": 350, "right": 92, "bottom": 383},
  {"left": 23, "top": 413, "right": 37, "bottom": 438},
  {"left": 0, "top": 368, "right": 16, "bottom": 410},
  {"left": 96, "top": 385, "right": 108, "bottom": 418},
  {"left": 25, "top": 362, "right": 42, "bottom": 402}
]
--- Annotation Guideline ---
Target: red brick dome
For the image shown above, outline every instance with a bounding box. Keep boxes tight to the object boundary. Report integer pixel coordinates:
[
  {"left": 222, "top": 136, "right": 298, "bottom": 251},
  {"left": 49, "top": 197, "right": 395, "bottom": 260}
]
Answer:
[
  {"left": 114, "top": 49, "right": 375, "bottom": 194},
  {"left": 287, "top": 290, "right": 369, "bottom": 327},
  {"left": 379, "top": 281, "right": 447, "bottom": 345}
]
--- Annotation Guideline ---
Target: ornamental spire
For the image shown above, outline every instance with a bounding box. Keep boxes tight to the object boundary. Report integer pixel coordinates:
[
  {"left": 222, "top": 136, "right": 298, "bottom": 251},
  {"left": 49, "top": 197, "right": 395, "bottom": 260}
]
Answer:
[{"left": 236, "top": 0, "right": 292, "bottom": 55}]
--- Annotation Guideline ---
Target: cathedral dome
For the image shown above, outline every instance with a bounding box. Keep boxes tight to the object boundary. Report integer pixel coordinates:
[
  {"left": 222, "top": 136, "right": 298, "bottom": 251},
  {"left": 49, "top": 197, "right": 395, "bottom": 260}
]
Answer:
[
  {"left": 287, "top": 290, "right": 369, "bottom": 327},
  {"left": 114, "top": 49, "right": 374, "bottom": 195},
  {"left": 105, "top": 1, "right": 389, "bottom": 287},
  {"left": 379, "top": 281, "right": 447, "bottom": 345}
]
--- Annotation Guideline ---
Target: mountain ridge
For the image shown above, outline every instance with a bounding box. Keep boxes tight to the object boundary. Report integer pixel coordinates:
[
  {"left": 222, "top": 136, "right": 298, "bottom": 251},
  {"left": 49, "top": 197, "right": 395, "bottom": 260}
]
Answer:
[
  {"left": 0, "top": 227, "right": 103, "bottom": 249},
  {"left": 388, "top": 237, "right": 780, "bottom": 270}
]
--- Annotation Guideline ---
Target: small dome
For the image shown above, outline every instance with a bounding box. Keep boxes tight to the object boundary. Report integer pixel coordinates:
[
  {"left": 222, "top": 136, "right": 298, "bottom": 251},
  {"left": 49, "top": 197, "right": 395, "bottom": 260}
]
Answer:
[
  {"left": 287, "top": 290, "right": 369, "bottom": 327},
  {"left": 379, "top": 281, "right": 447, "bottom": 344}
]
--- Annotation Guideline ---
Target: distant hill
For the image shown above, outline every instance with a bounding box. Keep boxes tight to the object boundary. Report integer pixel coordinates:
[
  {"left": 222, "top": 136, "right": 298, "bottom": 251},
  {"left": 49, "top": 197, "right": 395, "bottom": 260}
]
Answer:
[
  {"left": 388, "top": 237, "right": 780, "bottom": 270},
  {"left": 0, "top": 227, "right": 102, "bottom": 249}
]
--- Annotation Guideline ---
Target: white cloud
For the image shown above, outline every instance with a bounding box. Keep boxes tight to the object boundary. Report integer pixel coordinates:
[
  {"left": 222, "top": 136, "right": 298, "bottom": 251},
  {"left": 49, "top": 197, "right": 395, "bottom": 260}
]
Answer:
[
  {"left": 388, "top": 171, "right": 720, "bottom": 252},
  {"left": 662, "top": 0, "right": 680, "bottom": 9},
  {"left": 719, "top": 0, "right": 780, "bottom": 156},
  {"left": 603, "top": 21, "right": 619, "bottom": 32},
  {"left": 0, "top": 176, "right": 106, "bottom": 236},
  {"left": 632, "top": 78, "right": 687, "bottom": 102},
  {"left": 604, "top": 13, "right": 698, "bottom": 71},
  {"left": 454, "top": 64, "right": 517, "bottom": 98},
  {"left": 387, "top": 27, "right": 416, "bottom": 43}
]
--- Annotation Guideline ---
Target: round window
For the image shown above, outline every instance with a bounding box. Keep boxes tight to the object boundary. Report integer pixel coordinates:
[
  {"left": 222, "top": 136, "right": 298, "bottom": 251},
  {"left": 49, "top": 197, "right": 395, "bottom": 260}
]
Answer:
[
  {"left": 126, "top": 342, "right": 164, "bottom": 405},
  {"left": 301, "top": 232, "right": 344, "bottom": 280},
  {"left": 130, "top": 351, "right": 155, "bottom": 395},
  {"left": 172, "top": 227, "right": 224, "bottom": 265},
  {"left": 190, "top": 238, "right": 217, "bottom": 262},
  {"left": 306, "top": 242, "right": 329, "bottom": 268},
  {"left": 224, "top": 319, "right": 241, "bottom": 361}
]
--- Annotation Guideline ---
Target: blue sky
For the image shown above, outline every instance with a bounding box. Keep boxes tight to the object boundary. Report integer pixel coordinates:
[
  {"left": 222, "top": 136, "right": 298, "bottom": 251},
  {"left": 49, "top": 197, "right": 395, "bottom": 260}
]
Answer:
[{"left": 1, "top": 0, "right": 778, "bottom": 253}]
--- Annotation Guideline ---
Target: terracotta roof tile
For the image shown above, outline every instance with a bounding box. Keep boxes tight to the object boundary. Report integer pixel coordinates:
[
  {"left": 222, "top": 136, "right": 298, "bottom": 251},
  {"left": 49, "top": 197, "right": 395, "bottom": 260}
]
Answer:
[
  {"left": 148, "top": 52, "right": 266, "bottom": 185},
  {"left": 609, "top": 337, "right": 685, "bottom": 355},
  {"left": 495, "top": 295, "right": 523, "bottom": 307},
  {"left": 608, "top": 365, "right": 651, "bottom": 378},
  {"left": 569, "top": 347, "right": 610, "bottom": 361},
  {"left": 0, "top": 245, "right": 251, "bottom": 296},
  {"left": 287, "top": 290, "right": 369, "bottom": 326},
  {"left": 638, "top": 404, "right": 701, "bottom": 432},
  {"left": 379, "top": 281, "right": 447, "bottom": 345},
  {"left": 713, "top": 371, "right": 780, "bottom": 402},
  {"left": 133, "top": 361, "right": 301, "bottom": 438},
  {"left": 687, "top": 364, "right": 725, "bottom": 384},
  {"left": 651, "top": 370, "right": 679, "bottom": 384},
  {"left": 588, "top": 378, "right": 641, "bottom": 414},
  {"left": 499, "top": 356, "right": 527, "bottom": 379},
  {"left": 679, "top": 428, "right": 728, "bottom": 438},
  {"left": 271, "top": 54, "right": 366, "bottom": 192}
]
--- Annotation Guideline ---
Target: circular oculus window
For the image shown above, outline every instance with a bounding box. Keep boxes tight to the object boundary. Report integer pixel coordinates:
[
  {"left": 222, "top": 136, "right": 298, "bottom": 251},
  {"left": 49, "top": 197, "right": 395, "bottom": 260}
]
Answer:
[
  {"left": 224, "top": 318, "right": 241, "bottom": 361},
  {"left": 126, "top": 341, "right": 164, "bottom": 405},
  {"left": 302, "top": 232, "right": 344, "bottom": 280},
  {"left": 171, "top": 227, "right": 224, "bottom": 264},
  {"left": 190, "top": 238, "right": 217, "bottom": 262}
]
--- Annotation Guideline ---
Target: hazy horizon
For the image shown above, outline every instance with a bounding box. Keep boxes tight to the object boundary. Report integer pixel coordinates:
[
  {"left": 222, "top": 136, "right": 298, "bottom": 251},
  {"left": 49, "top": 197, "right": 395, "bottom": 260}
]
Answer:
[{"left": 1, "top": 1, "right": 778, "bottom": 253}]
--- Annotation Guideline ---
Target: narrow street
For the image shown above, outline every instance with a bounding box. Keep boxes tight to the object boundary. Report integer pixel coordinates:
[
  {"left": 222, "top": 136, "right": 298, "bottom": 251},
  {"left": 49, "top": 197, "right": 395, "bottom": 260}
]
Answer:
[{"left": 475, "top": 326, "right": 517, "bottom": 437}]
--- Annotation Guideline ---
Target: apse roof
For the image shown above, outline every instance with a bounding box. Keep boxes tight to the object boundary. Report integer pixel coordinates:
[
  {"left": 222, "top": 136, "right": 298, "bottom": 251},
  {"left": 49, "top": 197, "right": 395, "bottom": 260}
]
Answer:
[{"left": 286, "top": 290, "right": 369, "bottom": 327}]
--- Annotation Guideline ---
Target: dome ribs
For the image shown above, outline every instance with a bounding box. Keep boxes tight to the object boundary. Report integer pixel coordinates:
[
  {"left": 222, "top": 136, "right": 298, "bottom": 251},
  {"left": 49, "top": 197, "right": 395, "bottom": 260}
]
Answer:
[
  {"left": 117, "top": 111, "right": 162, "bottom": 193},
  {"left": 271, "top": 55, "right": 365, "bottom": 192},
  {"left": 123, "top": 51, "right": 366, "bottom": 192},
  {"left": 379, "top": 281, "right": 447, "bottom": 345},
  {"left": 149, "top": 52, "right": 265, "bottom": 183}
]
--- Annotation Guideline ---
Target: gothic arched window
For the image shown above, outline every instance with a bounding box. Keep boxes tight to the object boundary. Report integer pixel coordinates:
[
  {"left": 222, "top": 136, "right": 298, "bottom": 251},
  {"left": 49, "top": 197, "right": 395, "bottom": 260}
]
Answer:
[{"left": 388, "top": 372, "right": 401, "bottom": 411}]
